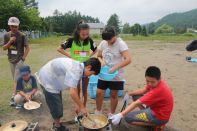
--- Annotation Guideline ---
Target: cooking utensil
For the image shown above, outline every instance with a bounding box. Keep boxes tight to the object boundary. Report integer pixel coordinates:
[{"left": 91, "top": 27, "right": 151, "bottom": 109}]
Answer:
[
  {"left": 78, "top": 114, "right": 108, "bottom": 130},
  {"left": 86, "top": 114, "right": 97, "bottom": 128},
  {"left": 118, "top": 98, "right": 127, "bottom": 125},
  {"left": 0, "top": 120, "right": 28, "bottom": 131},
  {"left": 24, "top": 100, "right": 41, "bottom": 110}
]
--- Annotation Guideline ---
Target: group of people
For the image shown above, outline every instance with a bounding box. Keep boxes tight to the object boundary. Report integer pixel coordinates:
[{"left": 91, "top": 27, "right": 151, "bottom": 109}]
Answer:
[{"left": 2, "top": 17, "right": 174, "bottom": 131}]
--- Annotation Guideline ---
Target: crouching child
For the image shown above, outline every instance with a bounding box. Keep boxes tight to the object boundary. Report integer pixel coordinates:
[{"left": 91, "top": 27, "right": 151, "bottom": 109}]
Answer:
[
  {"left": 14, "top": 65, "right": 41, "bottom": 109},
  {"left": 110, "top": 66, "right": 174, "bottom": 128}
]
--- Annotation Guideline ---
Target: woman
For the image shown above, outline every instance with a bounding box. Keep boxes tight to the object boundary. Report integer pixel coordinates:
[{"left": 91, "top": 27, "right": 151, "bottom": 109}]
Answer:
[
  {"left": 95, "top": 26, "right": 131, "bottom": 117},
  {"left": 57, "top": 21, "right": 97, "bottom": 113}
]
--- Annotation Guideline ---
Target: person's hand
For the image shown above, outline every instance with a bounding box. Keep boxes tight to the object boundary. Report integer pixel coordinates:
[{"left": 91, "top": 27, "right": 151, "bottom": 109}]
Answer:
[
  {"left": 24, "top": 94, "right": 30, "bottom": 101},
  {"left": 109, "top": 67, "right": 116, "bottom": 74},
  {"left": 10, "top": 37, "right": 16, "bottom": 43},
  {"left": 110, "top": 113, "right": 123, "bottom": 125},
  {"left": 80, "top": 107, "right": 88, "bottom": 116}
]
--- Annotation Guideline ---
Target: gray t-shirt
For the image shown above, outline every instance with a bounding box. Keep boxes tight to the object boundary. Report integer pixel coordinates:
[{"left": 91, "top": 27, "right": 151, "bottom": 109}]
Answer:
[
  {"left": 37, "top": 58, "right": 84, "bottom": 94},
  {"left": 98, "top": 38, "right": 129, "bottom": 80},
  {"left": 3, "top": 31, "right": 28, "bottom": 63}
]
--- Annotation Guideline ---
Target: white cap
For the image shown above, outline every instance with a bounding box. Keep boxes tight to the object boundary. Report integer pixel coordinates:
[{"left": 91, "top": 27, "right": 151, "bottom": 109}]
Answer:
[{"left": 8, "top": 17, "right": 20, "bottom": 26}]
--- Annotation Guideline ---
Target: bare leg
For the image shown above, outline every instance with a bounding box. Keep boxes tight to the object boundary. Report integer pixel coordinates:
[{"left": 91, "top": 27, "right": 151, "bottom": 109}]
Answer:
[
  {"left": 96, "top": 88, "right": 105, "bottom": 111},
  {"left": 110, "top": 90, "right": 118, "bottom": 114}
]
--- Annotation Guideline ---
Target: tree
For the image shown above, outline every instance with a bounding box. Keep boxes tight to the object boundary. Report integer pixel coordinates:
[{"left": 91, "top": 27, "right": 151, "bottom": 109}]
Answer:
[
  {"left": 147, "top": 22, "right": 155, "bottom": 34},
  {"left": 122, "top": 23, "right": 130, "bottom": 34},
  {"left": 107, "top": 14, "right": 120, "bottom": 34},
  {"left": 0, "top": 0, "right": 41, "bottom": 31},
  {"left": 130, "top": 23, "right": 142, "bottom": 36},
  {"left": 23, "top": 0, "right": 38, "bottom": 9},
  {"left": 141, "top": 26, "right": 148, "bottom": 36},
  {"left": 44, "top": 10, "right": 100, "bottom": 34},
  {"left": 155, "top": 24, "right": 173, "bottom": 34}
]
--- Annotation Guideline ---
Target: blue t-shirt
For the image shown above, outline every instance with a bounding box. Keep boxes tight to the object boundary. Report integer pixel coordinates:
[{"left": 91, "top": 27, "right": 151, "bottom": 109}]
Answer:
[{"left": 16, "top": 75, "right": 37, "bottom": 93}]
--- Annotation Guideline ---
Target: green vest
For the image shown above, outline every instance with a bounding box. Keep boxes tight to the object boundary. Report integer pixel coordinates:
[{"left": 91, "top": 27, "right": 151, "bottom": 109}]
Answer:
[{"left": 70, "top": 40, "right": 91, "bottom": 62}]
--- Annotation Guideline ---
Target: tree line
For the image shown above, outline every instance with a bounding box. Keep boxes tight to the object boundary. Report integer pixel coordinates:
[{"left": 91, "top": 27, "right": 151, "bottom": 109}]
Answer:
[{"left": 0, "top": 0, "right": 100, "bottom": 34}]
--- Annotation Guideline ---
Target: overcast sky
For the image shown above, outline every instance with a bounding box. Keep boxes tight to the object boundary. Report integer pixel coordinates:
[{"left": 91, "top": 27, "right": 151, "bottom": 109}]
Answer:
[{"left": 38, "top": 0, "right": 197, "bottom": 25}]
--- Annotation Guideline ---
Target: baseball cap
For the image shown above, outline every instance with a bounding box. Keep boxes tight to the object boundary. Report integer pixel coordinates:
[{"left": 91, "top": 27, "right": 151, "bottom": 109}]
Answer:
[
  {"left": 8, "top": 17, "right": 20, "bottom": 26},
  {"left": 20, "top": 65, "right": 31, "bottom": 76}
]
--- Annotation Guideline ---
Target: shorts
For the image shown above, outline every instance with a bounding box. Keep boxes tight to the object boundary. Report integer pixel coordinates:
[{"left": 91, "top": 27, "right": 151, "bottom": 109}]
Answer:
[
  {"left": 9, "top": 60, "right": 24, "bottom": 82},
  {"left": 42, "top": 87, "right": 63, "bottom": 119},
  {"left": 97, "top": 79, "right": 124, "bottom": 90},
  {"left": 125, "top": 108, "right": 168, "bottom": 125}
]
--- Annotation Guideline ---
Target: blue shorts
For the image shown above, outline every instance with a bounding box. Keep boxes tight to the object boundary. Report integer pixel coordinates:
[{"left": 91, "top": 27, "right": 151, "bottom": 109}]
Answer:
[{"left": 125, "top": 108, "right": 168, "bottom": 125}]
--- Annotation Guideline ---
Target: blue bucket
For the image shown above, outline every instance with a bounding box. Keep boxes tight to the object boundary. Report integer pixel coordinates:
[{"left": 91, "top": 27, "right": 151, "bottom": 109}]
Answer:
[
  {"left": 99, "top": 66, "right": 118, "bottom": 81},
  {"left": 88, "top": 75, "right": 125, "bottom": 99}
]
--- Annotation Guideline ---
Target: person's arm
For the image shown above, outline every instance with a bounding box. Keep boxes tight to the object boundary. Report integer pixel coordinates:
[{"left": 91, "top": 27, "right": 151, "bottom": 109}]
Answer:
[
  {"left": 97, "top": 50, "right": 105, "bottom": 66},
  {"left": 18, "top": 91, "right": 30, "bottom": 101},
  {"left": 22, "top": 45, "right": 30, "bottom": 61},
  {"left": 2, "top": 36, "right": 16, "bottom": 50},
  {"left": 128, "top": 87, "right": 148, "bottom": 96},
  {"left": 70, "top": 88, "right": 87, "bottom": 116},
  {"left": 109, "top": 50, "right": 131, "bottom": 73},
  {"left": 90, "top": 48, "right": 98, "bottom": 57},
  {"left": 89, "top": 39, "right": 98, "bottom": 57},
  {"left": 121, "top": 100, "right": 142, "bottom": 116},
  {"left": 29, "top": 88, "right": 37, "bottom": 98},
  {"left": 57, "top": 39, "right": 72, "bottom": 58},
  {"left": 57, "top": 46, "right": 71, "bottom": 58}
]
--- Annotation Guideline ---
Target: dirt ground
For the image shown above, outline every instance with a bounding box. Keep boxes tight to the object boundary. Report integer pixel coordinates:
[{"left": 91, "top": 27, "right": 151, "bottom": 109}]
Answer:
[{"left": 1, "top": 40, "right": 197, "bottom": 131}]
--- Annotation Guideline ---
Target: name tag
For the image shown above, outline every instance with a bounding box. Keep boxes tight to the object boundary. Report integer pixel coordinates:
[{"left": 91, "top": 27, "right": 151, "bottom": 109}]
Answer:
[
  {"left": 80, "top": 52, "right": 87, "bottom": 57},
  {"left": 11, "top": 50, "right": 18, "bottom": 55}
]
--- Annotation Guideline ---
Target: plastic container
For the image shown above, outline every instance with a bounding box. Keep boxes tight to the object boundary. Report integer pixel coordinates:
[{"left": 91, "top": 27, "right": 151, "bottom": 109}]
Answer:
[
  {"left": 88, "top": 75, "right": 125, "bottom": 99},
  {"left": 99, "top": 66, "right": 118, "bottom": 81}
]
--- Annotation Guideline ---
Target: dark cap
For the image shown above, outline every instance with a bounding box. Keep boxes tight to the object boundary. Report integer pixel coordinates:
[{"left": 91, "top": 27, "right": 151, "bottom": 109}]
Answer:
[{"left": 20, "top": 65, "right": 31, "bottom": 76}]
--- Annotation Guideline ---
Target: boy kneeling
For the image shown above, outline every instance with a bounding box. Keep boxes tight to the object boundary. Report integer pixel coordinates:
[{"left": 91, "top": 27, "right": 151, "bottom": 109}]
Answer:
[
  {"left": 14, "top": 65, "right": 41, "bottom": 109},
  {"left": 111, "top": 66, "right": 174, "bottom": 127}
]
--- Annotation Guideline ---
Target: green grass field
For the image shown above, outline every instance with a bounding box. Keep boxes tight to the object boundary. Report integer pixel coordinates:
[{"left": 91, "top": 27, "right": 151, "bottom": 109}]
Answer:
[{"left": 0, "top": 34, "right": 196, "bottom": 115}]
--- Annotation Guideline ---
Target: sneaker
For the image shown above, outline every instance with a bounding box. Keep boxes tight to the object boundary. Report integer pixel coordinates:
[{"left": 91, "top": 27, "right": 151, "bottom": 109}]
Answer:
[
  {"left": 9, "top": 96, "right": 16, "bottom": 106},
  {"left": 52, "top": 124, "right": 69, "bottom": 131},
  {"left": 15, "top": 104, "right": 23, "bottom": 109}
]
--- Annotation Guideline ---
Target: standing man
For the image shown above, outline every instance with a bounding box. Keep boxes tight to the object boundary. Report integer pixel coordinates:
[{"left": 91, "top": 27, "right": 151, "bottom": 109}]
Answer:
[{"left": 2, "top": 17, "right": 30, "bottom": 105}]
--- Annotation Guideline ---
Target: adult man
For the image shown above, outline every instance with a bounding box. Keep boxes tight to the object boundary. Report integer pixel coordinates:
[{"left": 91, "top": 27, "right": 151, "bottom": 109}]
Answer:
[
  {"left": 2, "top": 17, "right": 30, "bottom": 105},
  {"left": 110, "top": 66, "right": 174, "bottom": 127},
  {"left": 36, "top": 57, "right": 101, "bottom": 131}
]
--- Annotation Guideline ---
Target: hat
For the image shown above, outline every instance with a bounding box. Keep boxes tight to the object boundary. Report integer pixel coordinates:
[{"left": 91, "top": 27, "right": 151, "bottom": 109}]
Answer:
[
  {"left": 20, "top": 65, "right": 31, "bottom": 76},
  {"left": 8, "top": 17, "right": 20, "bottom": 26}
]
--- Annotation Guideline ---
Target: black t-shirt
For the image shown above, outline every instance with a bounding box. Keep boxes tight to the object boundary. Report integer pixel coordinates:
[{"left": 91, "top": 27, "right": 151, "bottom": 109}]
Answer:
[{"left": 61, "top": 37, "right": 97, "bottom": 52}]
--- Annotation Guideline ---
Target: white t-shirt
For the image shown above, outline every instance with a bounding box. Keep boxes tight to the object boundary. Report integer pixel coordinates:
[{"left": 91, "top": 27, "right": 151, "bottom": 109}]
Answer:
[
  {"left": 98, "top": 38, "right": 129, "bottom": 80},
  {"left": 37, "top": 58, "right": 84, "bottom": 93}
]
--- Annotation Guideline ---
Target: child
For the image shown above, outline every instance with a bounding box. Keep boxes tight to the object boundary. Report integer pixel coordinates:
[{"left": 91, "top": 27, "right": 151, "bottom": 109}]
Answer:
[
  {"left": 14, "top": 65, "right": 40, "bottom": 109},
  {"left": 57, "top": 21, "right": 97, "bottom": 112},
  {"left": 36, "top": 57, "right": 101, "bottom": 131},
  {"left": 95, "top": 26, "right": 131, "bottom": 117},
  {"left": 110, "top": 66, "right": 174, "bottom": 126}
]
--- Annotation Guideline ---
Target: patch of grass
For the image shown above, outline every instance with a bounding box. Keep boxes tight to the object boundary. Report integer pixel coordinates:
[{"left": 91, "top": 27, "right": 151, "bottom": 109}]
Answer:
[{"left": 119, "top": 34, "right": 197, "bottom": 43}]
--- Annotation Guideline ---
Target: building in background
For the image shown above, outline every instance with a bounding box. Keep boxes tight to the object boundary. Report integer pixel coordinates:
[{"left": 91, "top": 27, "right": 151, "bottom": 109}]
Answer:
[{"left": 87, "top": 23, "right": 105, "bottom": 34}]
